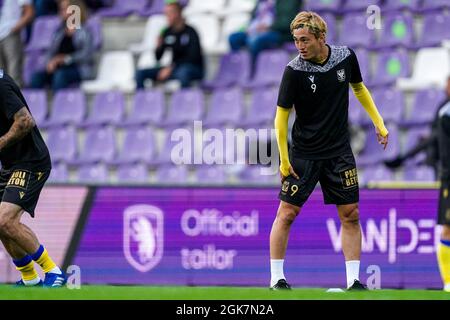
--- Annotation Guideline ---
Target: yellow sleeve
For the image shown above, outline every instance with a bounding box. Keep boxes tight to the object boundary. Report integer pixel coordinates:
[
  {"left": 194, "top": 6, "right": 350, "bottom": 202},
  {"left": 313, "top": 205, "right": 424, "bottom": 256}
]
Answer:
[
  {"left": 274, "top": 106, "right": 291, "bottom": 176},
  {"left": 350, "top": 82, "right": 389, "bottom": 137}
]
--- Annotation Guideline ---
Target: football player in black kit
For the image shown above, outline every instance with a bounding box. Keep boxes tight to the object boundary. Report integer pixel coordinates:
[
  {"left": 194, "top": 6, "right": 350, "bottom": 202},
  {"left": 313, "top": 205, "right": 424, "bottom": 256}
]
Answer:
[{"left": 269, "top": 12, "right": 389, "bottom": 290}]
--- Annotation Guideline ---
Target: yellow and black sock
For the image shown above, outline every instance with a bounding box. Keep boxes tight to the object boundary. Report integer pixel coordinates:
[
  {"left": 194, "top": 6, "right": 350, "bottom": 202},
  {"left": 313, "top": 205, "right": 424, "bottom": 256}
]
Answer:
[
  {"left": 437, "top": 239, "right": 450, "bottom": 290},
  {"left": 13, "top": 255, "right": 40, "bottom": 284}
]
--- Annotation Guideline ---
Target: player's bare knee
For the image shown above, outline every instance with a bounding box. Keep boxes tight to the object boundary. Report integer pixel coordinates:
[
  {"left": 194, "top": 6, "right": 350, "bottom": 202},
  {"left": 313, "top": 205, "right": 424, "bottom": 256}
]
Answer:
[
  {"left": 339, "top": 205, "right": 360, "bottom": 226},
  {"left": 276, "top": 203, "right": 300, "bottom": 227}
]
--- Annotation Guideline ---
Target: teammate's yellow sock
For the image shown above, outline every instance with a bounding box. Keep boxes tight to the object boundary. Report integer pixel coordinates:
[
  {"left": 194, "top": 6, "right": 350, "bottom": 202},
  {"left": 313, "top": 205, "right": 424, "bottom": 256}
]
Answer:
[
  {"left": 437, "top": 239, "right": 450, "bottom": 289},
  {"left": 31, "top": 245, "right": 59, "bottom": 273},
  {"left": 13, "top": 255, "right": 39, "bottom": 281}
]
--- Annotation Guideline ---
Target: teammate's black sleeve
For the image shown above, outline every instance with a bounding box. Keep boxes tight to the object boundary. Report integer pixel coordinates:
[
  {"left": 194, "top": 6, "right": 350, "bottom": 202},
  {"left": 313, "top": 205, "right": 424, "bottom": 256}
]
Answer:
[
  {"left": 0, "top": 81, "right": 25, "bottom": 120},
  {"left": 277, "top": 66, "right": 297, "bottom": 109},
  {"left": 348, "top": 48, "right": 363, "bottom": 83}
]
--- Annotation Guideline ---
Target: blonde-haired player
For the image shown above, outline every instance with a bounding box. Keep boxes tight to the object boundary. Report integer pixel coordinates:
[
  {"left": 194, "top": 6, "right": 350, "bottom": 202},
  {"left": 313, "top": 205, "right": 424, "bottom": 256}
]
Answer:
[{"left": 270, "top": 11, "right": 388, "bottom": 290}]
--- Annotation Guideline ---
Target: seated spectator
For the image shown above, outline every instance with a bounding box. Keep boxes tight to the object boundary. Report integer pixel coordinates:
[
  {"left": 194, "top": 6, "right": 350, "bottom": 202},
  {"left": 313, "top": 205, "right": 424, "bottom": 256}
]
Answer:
[
  {"left": 30, "top": 0, "right": 94, "bottom": 91},
  {"left": 0, "top": 0, "right": 35, "bottom": 87},
  {"left": 33, "top": 0, "right": 58, "bottom": 17},
  {"left": 135, "top": 1, "right": 204, "bottom": 89},
  {"left": 228, "top": 0, "right": 300, "bottom": 69}
]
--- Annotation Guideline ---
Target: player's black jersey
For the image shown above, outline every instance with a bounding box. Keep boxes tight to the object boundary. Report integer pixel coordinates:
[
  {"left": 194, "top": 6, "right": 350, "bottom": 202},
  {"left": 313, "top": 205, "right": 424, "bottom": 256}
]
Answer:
[
  {"left": 0, "top": 70, "right": 51, "bottom": 171},
  {"left": 277, "top": 45, "right": 363, "bottom": 159},
  {"left": 438, "top": 101, "right": 450, "bottom": 181}
]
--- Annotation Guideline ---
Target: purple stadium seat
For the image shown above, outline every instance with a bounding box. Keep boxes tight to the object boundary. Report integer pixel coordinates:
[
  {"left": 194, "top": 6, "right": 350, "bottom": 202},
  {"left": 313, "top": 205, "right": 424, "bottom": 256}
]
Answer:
[
  {"left": 338, "top": 13, "right": 376, "bottom": 49},
  {"left": 117, "top": 164, "right": 149, "bottom": 183},
  {"left": 204, "top": 88, "right": 244, "bottom": 127},
  {"left": 202, "top": 51, "right": 251, "bottom": 90},
  {"left": 416, "top": 13, "right": 450, "bottom": 48},
  {"left": 340, "top": 0, "right": 380, "bottom": 13},
  {"left": 22, "top": 90, "right": 47, "bottom": 126},
  {"left": 85, "top": 15, "right": 103, "bottom": 50},
  {"left": 354, "top": 48, "right": 371, "bottom": 81},
  {"left": 403, "top": 166, "right": 436, "bottom": 182},
  {"left": 151, "top": 127, "right": 195, "bottom": 166},
  {"left": 163, "top": 89, "right": 205, "bottom": 127},
  {"left": 97, "top": 0, "right": 150, "bottom": 17},
  {"left": 76, "top": 164, "right": 109, "bottom": 184},
  {"left": 360, "top": 88, "right": 405, "bottom": 125},
  {"left": 83, "top": 91, "right": 125, "bottom": 127},
  {"left": 111, "top": 127, "right": 156, "bottom": 165},
  {"left": 358, "top": 125, "right": 400, "bottom": 166},
  {"left": 155, "top": 165, "right": 189, "bottom": 185},
  {"left": 26, "top": 16, "right": 60, "bottom": 53},
  {"left": 44, "top": 89, "right": 86, "bottom": 128},
  {"left": 382, "top": 0, "right": 421, "bottom": 12},
  {"left": 245, "top": 49, "right": 290, "bottom": 89},
  {"left": 23, "top": 51, "right": 47, "bottom": 87},
  {"left": 369, "top": 50, "right": 410, "bottom": 87},
  {"left": 122, "top": 89, "right": 165, "bottom": 127},
  {"left": 402, "top": 89, "right": 446, "bottom": 126},
  {"left": 238, "top": 165, "right": 278, "bottom": 185},
  {"left": 373, "top": 13, "right": 415, "bottom": 50},
  {"left": 403, "top": 127, "right": 431, "bottom": 166},
  {"left": 359, "top": 165, "right": 394, "bottom": 186},
  {"left": 304, "top": 0, "right": 341, "bottom": 13},
  {"left": 48, "top": 163, "right": 69, "bottom": 183},
  {"left": 46, "top": 127, "right": 78, "bottom": 163},
  {"left": 240, "top": 87, "right": 277, "bottom": 128},
  {"left": 70, "top": 127, "right": 116, "bottom": 165},
  {"left": 421, "top": 0, "right": 450, "bottom": 12},
  {"left": 321, "top": 13, "right": 337, "bottom": 44},
  {"left": 194, "top": 166, "right": 227, "bottom": 185}
]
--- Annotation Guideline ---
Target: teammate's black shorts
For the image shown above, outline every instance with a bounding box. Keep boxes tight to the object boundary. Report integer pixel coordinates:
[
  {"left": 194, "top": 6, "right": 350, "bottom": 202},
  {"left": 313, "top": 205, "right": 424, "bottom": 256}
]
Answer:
[
  {"left": 0, "top": 168, "right": 50, "bottom": 217},
  {"left": 438, "top": 181, "right": 450, "bottom": 226},
  {"left": 279, "top": 152, "right": 359, "bottom": 207}
]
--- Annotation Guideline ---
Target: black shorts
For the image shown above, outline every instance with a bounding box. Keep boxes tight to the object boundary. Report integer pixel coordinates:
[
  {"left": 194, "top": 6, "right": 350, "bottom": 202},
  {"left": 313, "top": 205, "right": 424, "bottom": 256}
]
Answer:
[
  {"left": 438, "top": 181, "right": 450, "bottom": 225},
  {"left": 0, "top": 168, "right": 50, "bottom": 217},
  {"left": 279, "top": 152, "right": 359, "bottom": 207}
]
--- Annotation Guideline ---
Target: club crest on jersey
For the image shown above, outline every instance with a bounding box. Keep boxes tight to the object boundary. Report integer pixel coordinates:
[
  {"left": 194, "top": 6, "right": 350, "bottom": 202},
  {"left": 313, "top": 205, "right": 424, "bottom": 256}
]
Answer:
[
  {"left": 337, "top": 69, "right": 346, "bottom": 82},
  {"left": 308, "top": 75, "right": 315, "bottom": 83}
]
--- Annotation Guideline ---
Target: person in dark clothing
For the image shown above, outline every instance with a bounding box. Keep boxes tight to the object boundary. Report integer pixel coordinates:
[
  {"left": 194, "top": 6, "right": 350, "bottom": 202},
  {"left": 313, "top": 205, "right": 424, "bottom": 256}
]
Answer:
[
  {"left": 228, "top": 0, "right": 301, "bottom": 69},
  {"left": 135, "top": 1, "right": 204, "bottom": 89},
  {"left": 29, "top": 0, "right": 94, "bottom": 91},
  {"left": 0, "top": 70, "right": 66, "bottom": 287},
  {"left": 384, "top": 77, "right": 450, "bottom": 175}
]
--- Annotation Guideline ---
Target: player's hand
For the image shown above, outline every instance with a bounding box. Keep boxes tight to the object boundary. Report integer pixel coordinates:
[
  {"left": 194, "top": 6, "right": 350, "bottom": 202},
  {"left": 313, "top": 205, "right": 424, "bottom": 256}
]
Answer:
[
  {"left": 157, "top": 66, "right": 173, "bottom": 81},
  {"left": 376, "top": 127, "right": 389, "bottom": 150},
  {"left": 280, "top": 165, "right": 300, "bottom": 183}
]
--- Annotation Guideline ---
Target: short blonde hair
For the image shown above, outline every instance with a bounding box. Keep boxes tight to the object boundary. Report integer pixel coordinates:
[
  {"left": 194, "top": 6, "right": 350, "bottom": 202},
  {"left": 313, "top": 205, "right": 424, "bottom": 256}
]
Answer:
[{"left": 290, "top": 11, "right": 327, "bottom": 39}]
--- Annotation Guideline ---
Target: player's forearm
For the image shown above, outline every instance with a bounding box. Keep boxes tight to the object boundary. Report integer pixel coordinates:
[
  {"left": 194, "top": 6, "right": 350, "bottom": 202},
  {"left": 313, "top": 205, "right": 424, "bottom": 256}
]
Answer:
[
  {"left": 274, "top": 106, "right": 291, "bottom": 175},
  {"left": 350, "top": 82, "right": 388, "bottom": 137},
  {"left": 0, "top": 108, "right": 35, "bottom": 151}
]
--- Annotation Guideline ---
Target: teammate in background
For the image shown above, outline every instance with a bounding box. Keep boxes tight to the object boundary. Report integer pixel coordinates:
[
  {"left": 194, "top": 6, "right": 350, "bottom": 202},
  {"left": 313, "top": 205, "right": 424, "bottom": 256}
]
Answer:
[
  {"left": 0, "top": 70, "right": 66, "bottom": 287},
  {"left": 436, "top": 84, "right": 450, "bottom": 292},
  {"left": 270, "top": 12, "right": 388, "bottom": 290}
]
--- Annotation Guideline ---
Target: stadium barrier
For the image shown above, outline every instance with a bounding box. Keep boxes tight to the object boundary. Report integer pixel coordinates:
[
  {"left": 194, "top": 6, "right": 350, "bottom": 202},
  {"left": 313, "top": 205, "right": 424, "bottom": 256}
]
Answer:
[{"left": 0, "top": 186, "right": 443, "bottom": 289}]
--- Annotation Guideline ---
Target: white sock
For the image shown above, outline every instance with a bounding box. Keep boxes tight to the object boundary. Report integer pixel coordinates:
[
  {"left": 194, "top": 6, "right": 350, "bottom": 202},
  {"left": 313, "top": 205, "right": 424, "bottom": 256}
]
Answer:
[
  {"left": 444, "top": 283, "right": 450, "bottom": 292},
  {"left": 345, "top": 260, "right": 360, "bottom": 288},
  {"left": 270, "top": 259, "right": 286, "bottom": 287},
  {"left": 23, "top": 276, "right": 41, "bottom": 286},
  {"left": 48, "top": 266, "right": 62, "bottom": 275}
]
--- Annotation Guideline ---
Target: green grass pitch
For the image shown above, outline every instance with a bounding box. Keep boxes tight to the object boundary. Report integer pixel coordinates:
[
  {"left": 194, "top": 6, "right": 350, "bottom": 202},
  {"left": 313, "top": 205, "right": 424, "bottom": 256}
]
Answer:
[{"left": 0, "top": 285, "right": 448, "bottom": 300}]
